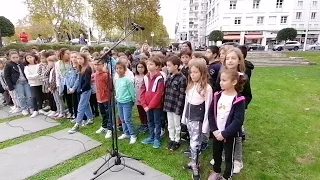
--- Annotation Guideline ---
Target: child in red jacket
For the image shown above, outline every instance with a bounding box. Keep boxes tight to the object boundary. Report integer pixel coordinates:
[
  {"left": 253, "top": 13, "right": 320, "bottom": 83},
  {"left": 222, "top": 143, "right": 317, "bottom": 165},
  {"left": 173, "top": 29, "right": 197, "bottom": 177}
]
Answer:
[{"left": 140, "top": 56, "right": 165, "bottom": 149}]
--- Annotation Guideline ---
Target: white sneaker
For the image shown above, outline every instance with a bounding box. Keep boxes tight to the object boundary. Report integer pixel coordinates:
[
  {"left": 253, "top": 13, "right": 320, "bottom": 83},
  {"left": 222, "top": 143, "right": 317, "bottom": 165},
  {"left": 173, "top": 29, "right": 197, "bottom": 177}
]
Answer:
[
  {"left": 48, "top": 111, "right": 56, "bottom": 117},
  {"left": 57, "top": 114, "right": 64, "bottom": 118},
  {"left": 84, "top": 119, "right": 94, "bottom": 126},
  {"left": 210, "top": 159, "right": 215, "bottom": 165},
  {"left": 129, "top": 136, "right": 137, "bottom": 144},
  {"left": 118, "top": 134, "right": 130, "bottom": 140},
  {"left": 30, "top": 111, "right": 39, "bottom": 118},
  {"left": 21, "top": 110, "right": 29, "bottom": 116},
  {"left": 233, "top": 160, "right": 243, "bottom": 174},
  {"left": 11, "top": 108, "right": 21, "bottom": 113},
  {"left": 39, "top": 109, "right": 47, "bottom": 115},
  {"left": 68, "top": 123, "right": 80, "bottom": 134},
  {"left": 10, "top": 106, "right": 16, "bottom": 110},
  {"left": 160, "top": 128, "right": 165, "bottom": 137},
  {"left": 96, "top": 127, "right": 107, "bottom": 134},
  {"left": 105, "top": 130, "right": 112, "bottom": 139}
]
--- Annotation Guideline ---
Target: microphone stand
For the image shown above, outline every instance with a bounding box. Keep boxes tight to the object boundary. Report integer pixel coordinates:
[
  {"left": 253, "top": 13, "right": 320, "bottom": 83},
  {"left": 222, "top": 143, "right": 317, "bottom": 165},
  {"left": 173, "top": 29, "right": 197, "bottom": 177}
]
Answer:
[{"left": 91, "top": 26, "right": 145, "bottom": 180}]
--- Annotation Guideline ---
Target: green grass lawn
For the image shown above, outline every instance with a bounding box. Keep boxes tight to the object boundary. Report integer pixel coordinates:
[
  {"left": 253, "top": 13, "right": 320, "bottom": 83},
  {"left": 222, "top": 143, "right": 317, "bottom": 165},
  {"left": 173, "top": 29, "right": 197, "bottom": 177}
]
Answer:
[{"left": 2, "top": 52, "right": 320, "bottom": 180}]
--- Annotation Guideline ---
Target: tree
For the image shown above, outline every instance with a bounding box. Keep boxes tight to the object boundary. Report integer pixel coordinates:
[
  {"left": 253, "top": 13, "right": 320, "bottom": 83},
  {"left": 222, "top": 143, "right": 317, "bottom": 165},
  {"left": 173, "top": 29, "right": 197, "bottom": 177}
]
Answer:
[
  {"left": 24, "top": 0, "right": 84, "bottom": 42},
  {"left": 276, "top": 28, "right": 297, "bottom": 42},
  {"left": 0, "top": 16, "right": 15, "bottom": 47},
  {"left": 208, "top": 30, "right": 224, "bottom": 42}
]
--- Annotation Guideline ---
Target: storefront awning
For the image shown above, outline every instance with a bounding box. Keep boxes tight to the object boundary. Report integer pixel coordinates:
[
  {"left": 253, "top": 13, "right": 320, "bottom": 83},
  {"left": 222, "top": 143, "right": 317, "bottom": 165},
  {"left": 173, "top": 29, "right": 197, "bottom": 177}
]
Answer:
[
  {"left": 245, "top": 35, "right": 263, "bottom": 39},
  {"left": 223, "top": 35, "right": 241, "bottom": 40}
]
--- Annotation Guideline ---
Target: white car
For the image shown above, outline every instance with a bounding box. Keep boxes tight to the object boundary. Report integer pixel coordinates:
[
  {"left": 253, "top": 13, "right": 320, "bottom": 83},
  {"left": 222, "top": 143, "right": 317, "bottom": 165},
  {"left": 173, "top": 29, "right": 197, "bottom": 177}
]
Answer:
[
  {"left": 272, "top": 41, "right": 301, "bottom": 51},
  {"left": 307, "top": 43, "right": 320, "bottom": 50}
]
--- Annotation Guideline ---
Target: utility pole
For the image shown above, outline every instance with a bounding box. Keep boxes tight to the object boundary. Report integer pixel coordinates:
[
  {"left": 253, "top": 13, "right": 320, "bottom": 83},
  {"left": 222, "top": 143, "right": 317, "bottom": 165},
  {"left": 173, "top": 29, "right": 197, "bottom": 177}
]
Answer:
[{"left": 303, "top": 2, "right": 312, "bottom": 51}]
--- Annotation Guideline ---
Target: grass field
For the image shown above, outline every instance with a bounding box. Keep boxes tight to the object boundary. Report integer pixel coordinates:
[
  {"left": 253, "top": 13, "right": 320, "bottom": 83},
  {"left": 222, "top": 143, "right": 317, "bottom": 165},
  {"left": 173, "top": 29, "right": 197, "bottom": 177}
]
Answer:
[{"left": 1, "top": 52, "right": 319, "bottom": 180}]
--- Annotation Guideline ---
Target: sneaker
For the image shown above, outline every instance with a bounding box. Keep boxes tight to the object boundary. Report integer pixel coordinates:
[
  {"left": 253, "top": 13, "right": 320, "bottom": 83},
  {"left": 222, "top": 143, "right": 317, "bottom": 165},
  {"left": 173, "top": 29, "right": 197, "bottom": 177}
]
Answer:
[
  {"left": 208, "top": 172, "right": 220, "bottom": 180},
  {"left": 117, "top": 125, "right": 123, "bottom": 132},
  {"left": 210, "top": 159, "right": 215, "bottom": 165},
  {"left": 11, "top": 108, "right": 21, "bottom": 113},
  {"left": 105, "top": 130, "right": 112, "bottom": 139},
  {"left": 38, "top": 109, "right": 47, "bottom": 115},
  {"left": 170, "top": 142, "right": 180, "bottom": 151},
  {"left": 233, "top": 160, "right": 243, "bottom": 174},
  {"left": 68, "top": 123, "right": 80, "bottom": 134},
  {"left": 81, "top": 120, "right": 87, "bottom": 127},
  {"left": 153, "top": 139, "right": 160, "bottom": 149},
  {"left": 129, "top": 136, "right": 137, "bottom": 144},
  {"left": 183, "top": 162, "right": 193, "bottom": 170},
  {"left": 54, "top": 112, "right": 59, "bottom": 117},
  {"left": 141, "top": 137, "right": 154, "bottom": 144},
  {"left": 201, "top": 142, "right": 208, "bottom": 152},
  {"left": 57, "top": 114, "right": 64, "bottom": 118},
  {"left": 48, "top": 111, "right": 56, "bottom": 117},
  {"left": 183, "top": 148, "right": 191, "bottom": 154},
  {"left": 166, "top": 141, "right": 174, "bottom": 150},
  {"left": 10, "top": 106, "right": 16, "bottom": 110},
  {"left": 181, "top": 133, "right": 190, "bottom": 141},
  {"left": 96, "top": 127, "right": 107, "bottom": 134},
  {"left": 21, "top": 110, "right": 29, "bottom": 116},
  {"left": 191, "top": 166, "right": 200, "bottom": 180},
  {"left": 70, "top": 119, "right": 76, "bottom": 123},
  {"left": 30, "top": 111, "right": 39, "bottom": 118},
  {"left": 118, "top": 134, "right": 130, "bottom": 140},
  {"left": 84, "top": 119, "right": 94, "bottom": 125},
  {"left": 66, "top": 113, "right": 73, "bottom": 119},
  {"left": 160, "top": 128, "right": 165, "bottom": 137},
  {"left": 138, "top": 125, "right": 148, "bottom": 132}
]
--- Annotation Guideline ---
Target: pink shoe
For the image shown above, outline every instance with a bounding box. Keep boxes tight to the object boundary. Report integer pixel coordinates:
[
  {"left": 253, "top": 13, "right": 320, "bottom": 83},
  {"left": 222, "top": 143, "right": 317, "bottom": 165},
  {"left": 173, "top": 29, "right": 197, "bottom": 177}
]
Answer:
[
  {"left": 54, "top": 113, "right": 59, "bottom": 117},
  {"left": 57, "top": 114, "right": 64, "bottom": 118}
]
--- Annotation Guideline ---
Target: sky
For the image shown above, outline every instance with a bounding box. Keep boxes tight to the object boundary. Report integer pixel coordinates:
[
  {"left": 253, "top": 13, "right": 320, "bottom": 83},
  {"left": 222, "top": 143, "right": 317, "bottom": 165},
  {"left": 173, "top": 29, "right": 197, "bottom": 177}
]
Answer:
[{"left": 0, "top": 0, "right": 179, "bottom": 39}]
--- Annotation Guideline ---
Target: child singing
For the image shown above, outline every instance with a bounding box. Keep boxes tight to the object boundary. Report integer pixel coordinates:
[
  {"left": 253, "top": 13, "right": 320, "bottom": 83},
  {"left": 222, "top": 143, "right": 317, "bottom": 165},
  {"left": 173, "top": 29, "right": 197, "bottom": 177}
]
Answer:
[
  {"left": 163, "top": 56, "right": 187, "bottom": 151},
  {"left": 181, "top": 58, "right": 213, "bottom": 180},
  {"left": 207, "top": 68, "right": 246, "bottom": 180},
  {"left": 135, "top": 61, "right": 148, "bottom": 132}
]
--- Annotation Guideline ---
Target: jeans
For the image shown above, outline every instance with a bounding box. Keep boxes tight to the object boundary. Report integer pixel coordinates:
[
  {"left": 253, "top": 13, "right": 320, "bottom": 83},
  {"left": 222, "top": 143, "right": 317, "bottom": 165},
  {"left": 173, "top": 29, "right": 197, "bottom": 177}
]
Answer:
[
  {"left": 15, "top": 81, "right": 32, "bottom": 111},
  {"left": 117, "top": 101, "right": 135, "bottom": 136},
  {"left": 75, "top": 90, "right": 93, "bottom": 124},
  {"left": 99, "top": 102, "right": 112, "bottom": 130},
  {"left": 146, "top": 108, "right": 162, "bottom": 140},
  {"left": 30, "top": 85, "right": 43, "bottom": 111}
]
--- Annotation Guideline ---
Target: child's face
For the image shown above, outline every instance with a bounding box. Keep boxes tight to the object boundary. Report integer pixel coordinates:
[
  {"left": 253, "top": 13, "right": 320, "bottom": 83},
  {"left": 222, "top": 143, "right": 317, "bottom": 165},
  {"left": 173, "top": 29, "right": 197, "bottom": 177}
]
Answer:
[
  {"left": 225, "top": 52, "right": 239, "bottom": 70},
  {"left": 77, "top": 55, "right": 85, "bottom": 65},
  {"left": 190, "top": 66, "right": 201, "bottom": 82},
  {"left": 70, "top": 53, "right": 78, "bottom": 63},
  {"left": 10, "top": 54, "right": 20, "bottom": 63},
  {"left": 147, "top": 61, "right": 158, "bottom": 72},
  {"left": 63, "top": 50, "right": 71, "bottom": 60},
  {"left": 119, "top": 57, "right": 129, "bottom": 67},
  {"left": 116, "top": 65, "right": 125, "bottom": 76},
  {"left": 40, "top": 56, "right": 47, "bottom": 63},
  {"left": 166, "top": 61, "right": 177, "bottom": 74},
  {"left": 205, "top": 50, "right": 214, "bottom": 59},
  {"left": 26, "top": 55, "right": 35, "bottom": 65},
  {"left": 181, "top": 55, "right": 191, "bottom": 65},
  {"left": 220, "top": 50, "right": 226, "bottom": 62},
  {"left": 94, "top": 61, "right": 104, "bottom": 72},
  {"left": 220, "top": 72, "right": 236, "bottom": 91},
  {"left": 136, "top": 64, "right": 145, "bottom": 75}
]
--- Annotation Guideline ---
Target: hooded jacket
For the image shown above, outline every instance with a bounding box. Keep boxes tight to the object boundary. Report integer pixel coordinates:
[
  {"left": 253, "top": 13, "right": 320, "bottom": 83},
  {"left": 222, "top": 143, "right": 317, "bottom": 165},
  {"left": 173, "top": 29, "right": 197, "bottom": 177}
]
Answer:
[{"left": 207, "top": 91, "right": 245, "bottom": 138}]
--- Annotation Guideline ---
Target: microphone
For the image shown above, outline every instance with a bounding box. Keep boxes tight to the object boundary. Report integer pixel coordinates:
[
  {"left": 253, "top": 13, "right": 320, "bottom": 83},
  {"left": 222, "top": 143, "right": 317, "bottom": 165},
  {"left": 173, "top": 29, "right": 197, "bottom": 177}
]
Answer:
[{"left": 131, "top": 22, "right": 145, "bottom": 30}]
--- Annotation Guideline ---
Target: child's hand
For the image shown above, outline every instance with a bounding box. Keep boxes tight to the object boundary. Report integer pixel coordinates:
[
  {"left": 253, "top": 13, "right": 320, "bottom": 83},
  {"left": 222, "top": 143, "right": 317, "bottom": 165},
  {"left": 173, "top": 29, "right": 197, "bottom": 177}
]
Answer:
[
  {"left": 144, "top": 107, "right": 149, "bottom": 112},
  {"left": 213, "top": 130, "right": 219, "bottom": 137},
  {"left": 216, "top": 133, "right": 224, "bottom": 141}
]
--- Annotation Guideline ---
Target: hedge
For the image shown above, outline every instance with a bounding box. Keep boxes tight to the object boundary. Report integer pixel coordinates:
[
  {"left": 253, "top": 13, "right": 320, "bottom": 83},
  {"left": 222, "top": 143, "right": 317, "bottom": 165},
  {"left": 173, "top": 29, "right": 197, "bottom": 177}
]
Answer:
[{"left": 0, "top": 43, "right": 136, "bottom": 56}]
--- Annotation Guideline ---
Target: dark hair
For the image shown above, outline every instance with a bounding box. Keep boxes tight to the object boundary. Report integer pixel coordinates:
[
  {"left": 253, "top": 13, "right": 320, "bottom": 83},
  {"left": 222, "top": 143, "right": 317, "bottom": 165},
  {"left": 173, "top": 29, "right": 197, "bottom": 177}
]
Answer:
[
  {"left": 24, "top": 53, "right": 40, "bottom": 65},
  {"left": 179, "top": 49, "right": 192, "bottom": 57},
  {"left": 9, "top": 51, "right": 19, "bottom": 57},
  {"left": 143, "top": 50, "right": 150, "bottom": 58},
  {"left": 31, "top": 46, "right": 38, "bottom": 50},
  {"left": 116, "top": 61, "right": 127, "bottom": 71},
  {"left": 58, "top": 48, "right": 69, "bottom": 60},
  {"left": 136, "top": 61, "right": 148, "bottom": 75},
  {"left": 220, "top": 68, "right": 247, "bottom": 92},
  {"left": 42, "top": 50, "right": 55, "bottom": 58},
  {"left": 148, "top": 56, "right": 162, "bottom": 67},
  {"left": 166, "top": 56, "right": 181, "bottom": 67},
  {"left": 238, "top": 45, "right": 248, "bottom": 59},
  {"left": 160, "top": 48, "right": 167, "bottom": 56},
  {"left": 182, "top": 41, "right": 193, "bottom": 51},
  {"left": 207, "top": 45, "right": 220, "bottom": 59},
  {"left": 124, "top": 50, "right": 133, "bottom": 62},
  {"left": 192, "top": 52, "right": 209, "bottom": 65}
]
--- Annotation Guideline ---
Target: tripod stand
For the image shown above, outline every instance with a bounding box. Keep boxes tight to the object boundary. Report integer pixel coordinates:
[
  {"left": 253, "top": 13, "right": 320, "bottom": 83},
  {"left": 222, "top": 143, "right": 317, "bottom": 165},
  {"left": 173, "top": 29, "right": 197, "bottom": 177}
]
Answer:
[{"left": 91, "top": 24, "right": 145, "bottom": 180}]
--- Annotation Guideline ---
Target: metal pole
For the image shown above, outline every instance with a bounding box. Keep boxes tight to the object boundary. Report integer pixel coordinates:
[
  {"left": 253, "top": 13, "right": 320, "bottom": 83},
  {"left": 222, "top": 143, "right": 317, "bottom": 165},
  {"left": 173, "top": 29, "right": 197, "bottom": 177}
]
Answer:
[
  {"left": 85, "top": 0, "right": 92, "bottom": 46},
  {"left": 303, "top": 3, "right": 312, "bottom": 51}
]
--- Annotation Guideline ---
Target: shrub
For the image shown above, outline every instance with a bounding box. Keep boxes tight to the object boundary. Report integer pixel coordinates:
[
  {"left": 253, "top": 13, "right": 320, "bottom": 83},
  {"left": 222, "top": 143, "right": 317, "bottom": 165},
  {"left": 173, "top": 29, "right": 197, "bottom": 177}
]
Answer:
[{"left": 0, "top": 43, "right": 136, "bottom": 56}]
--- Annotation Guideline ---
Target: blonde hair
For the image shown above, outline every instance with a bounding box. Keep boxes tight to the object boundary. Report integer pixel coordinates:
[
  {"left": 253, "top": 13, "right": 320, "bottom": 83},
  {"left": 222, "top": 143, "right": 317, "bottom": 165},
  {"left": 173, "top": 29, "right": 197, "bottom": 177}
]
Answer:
[
  {"left": 186, "top": 58, "right": 209, "bottom": 96},
  {"left": 223, "top": 48, "right": 246, "bottom": 73}
]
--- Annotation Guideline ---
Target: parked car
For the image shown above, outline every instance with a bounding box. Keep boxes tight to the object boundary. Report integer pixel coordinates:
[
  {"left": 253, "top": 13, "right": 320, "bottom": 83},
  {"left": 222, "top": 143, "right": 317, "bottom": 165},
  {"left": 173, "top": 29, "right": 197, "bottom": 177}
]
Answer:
[
  {"left": 307, "top": 43, "right": 320, "bottom": 50},
  {"left": 272, "top": 41, "right": 301, "bottom": 51},
  {"left": 222, "top": 42, "right": 239, "bottom": 47},
  {"left": 246, "top": 43, "right": 265, "bottom": 51}
]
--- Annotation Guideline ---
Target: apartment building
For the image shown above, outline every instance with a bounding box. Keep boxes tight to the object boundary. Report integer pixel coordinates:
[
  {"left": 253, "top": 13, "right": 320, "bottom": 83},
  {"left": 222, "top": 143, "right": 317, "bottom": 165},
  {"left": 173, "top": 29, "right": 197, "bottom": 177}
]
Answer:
[
  {"left": 175, "top": 0, "right": 207, "bottom": 47},
  {"left": 204, "top": 0, "right": 320, "bottom": 46}
]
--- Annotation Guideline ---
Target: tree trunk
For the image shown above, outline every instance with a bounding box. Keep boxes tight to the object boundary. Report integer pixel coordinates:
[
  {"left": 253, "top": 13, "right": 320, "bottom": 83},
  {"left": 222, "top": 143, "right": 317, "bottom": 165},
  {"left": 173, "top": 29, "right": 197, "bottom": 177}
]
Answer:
[{"left": 0, "top": 28, "right": 3, "bottom": 48}]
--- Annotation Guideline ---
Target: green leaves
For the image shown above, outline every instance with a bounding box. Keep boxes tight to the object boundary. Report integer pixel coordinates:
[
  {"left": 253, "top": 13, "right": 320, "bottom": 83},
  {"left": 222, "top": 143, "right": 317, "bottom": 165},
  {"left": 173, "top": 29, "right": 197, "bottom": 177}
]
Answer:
[
  {"left": 0, "top": 16, "right": 15, "bottom": 37},
  {"left": 276, "top": 28, "right": 298, "bottom": 42},
  {"left": 208, "top": 30, "right": 224, "bottom": 42}
]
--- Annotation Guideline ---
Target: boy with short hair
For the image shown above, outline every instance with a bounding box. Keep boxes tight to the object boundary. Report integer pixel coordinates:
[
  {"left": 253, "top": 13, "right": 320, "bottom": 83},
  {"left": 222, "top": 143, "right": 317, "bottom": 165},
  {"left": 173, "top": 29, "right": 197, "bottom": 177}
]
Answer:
[
  {"left": 140, "top": 56, "right": 165, "bottom": 149},
  {"left": 179, "top": 50, "right": 192, "bottom": 79}
]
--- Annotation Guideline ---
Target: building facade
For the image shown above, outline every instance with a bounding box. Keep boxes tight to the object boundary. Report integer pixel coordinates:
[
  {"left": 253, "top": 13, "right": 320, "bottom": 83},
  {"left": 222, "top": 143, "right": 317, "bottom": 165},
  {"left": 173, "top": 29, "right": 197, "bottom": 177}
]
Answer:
[
  {"left": 175, "top": 0, "right": 207, "bottom": 47},
  {"left": 205, "top": 0, "right": 320, "bottom": 46}
]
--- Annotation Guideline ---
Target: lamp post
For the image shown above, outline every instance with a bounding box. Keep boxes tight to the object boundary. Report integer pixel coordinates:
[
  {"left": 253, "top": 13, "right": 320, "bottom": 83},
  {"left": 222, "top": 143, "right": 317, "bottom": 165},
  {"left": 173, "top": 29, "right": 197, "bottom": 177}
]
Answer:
[
  {"left": 303, "top": 2, "right": 312, "bottom": 51},
  {"left": 85, "top": 0, "right": 92, "bottom": 46},
  {"left": 151, "top": 32, "right": 154, "bottom": 47}
]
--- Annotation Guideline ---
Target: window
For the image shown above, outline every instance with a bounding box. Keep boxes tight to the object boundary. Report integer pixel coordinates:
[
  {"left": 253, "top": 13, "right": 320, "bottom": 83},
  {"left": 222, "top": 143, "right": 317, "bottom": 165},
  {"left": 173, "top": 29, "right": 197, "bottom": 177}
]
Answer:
[
  {"left": 212, "top": 8, "right": 215, "bottom": 17},
  {"left": 234, "top": 17, "right": 241, "bottom": 24},
  {"left": 230, "top": 0, "right": 237, "bottom": 9},
  {"left": 253, "top": 0, "right": 260, "bottom": 9},
  {"left": 195, "top": 6, "right": 198, "bottom": 10},
  {"left": 312, "top": 1, "right": 317, "bottom": 7},
  {"left": 298, "top": 1, "right": 303, "bottom": 7},
  {"left": 296, "top": 12, "right": 302, "bottom": 19},
  {"left": 311, "top": 12, "right": 316, "bottom": 19},
  {"left": 276, "top": 0, "right": 283, "bottom": 8},
  {"left": 269, "top": 16, "right": 277, "bottom": 25},
  {"left": 257, "top": 16, "right": 264, "bottom": 24},
  {"left": 299, "top": 24, "right": 304, "bottom": 28},
  {"left": 314, "top": 24, "right": 319, "bottom": 28},
  {"left": 183, "top": 7, "right": 186, "bottom": 10},
  {"left": 190, "top": 0, "right": 193, "bottom": 4},
  {"left": 280, "top": 16, "right": 287, "bottom": 23}
]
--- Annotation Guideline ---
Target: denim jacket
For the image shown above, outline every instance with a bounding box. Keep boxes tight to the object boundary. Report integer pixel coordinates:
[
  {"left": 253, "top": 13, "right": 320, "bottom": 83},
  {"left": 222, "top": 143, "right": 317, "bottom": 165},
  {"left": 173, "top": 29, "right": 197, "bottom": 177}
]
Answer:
[{"left": 65, "top": 67, "right": 79, "bottom": 91}]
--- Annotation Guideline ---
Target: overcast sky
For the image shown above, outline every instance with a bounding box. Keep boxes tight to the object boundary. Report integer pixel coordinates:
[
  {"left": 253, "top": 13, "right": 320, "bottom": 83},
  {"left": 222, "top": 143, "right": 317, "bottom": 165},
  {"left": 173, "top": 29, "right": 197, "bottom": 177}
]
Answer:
[{"left": 0, "top": 0, "right": 179, "bottom": 38}]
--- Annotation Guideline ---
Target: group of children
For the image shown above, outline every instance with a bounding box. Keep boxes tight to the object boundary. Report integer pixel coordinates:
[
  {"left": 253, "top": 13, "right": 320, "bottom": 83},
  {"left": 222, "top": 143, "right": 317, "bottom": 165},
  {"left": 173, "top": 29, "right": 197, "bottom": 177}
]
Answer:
[{"left": 0, "top": 41, "right": 253, "bottom": 180}]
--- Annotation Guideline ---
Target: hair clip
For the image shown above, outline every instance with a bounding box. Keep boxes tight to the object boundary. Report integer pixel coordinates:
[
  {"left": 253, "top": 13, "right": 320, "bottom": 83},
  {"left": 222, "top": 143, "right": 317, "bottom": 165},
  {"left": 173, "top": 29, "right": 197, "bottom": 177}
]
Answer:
[{"left": 238, "top": 72, "right": 244, "bottom": 76}]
